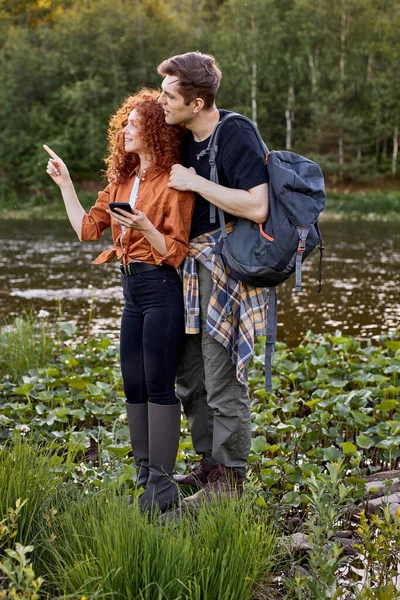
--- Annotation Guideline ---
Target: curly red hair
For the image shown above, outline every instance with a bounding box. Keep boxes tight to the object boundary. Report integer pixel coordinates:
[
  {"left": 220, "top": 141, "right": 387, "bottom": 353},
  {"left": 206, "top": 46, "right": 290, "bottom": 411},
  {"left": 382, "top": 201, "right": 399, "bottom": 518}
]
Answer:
[{"left": 105, "top": 89, "right": 184, "bottom": 184}]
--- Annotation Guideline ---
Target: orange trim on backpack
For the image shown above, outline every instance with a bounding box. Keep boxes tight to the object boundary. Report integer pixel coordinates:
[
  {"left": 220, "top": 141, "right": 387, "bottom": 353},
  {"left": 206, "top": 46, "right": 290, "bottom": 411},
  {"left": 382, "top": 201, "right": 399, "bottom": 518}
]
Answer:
[
  {"left": 259, "top": 223, "right": 274, "bottom": 241},
  {"left": 265, "top": 150, "right": 274, "bottom": 164}
]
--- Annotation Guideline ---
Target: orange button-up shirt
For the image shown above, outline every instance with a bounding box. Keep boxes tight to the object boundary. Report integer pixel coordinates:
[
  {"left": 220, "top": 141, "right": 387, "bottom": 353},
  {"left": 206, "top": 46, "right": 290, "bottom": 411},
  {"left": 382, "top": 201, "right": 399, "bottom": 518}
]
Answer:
[{"left": 80, "top": 167, "right": 195, "bottom": 268}]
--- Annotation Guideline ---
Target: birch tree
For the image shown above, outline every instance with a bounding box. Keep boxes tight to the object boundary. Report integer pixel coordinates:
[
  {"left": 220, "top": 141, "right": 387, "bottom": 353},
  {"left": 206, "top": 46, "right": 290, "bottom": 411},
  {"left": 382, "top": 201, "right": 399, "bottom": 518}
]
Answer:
[{"left": 212, "top": 0, "right": 283, "bottom": 143}]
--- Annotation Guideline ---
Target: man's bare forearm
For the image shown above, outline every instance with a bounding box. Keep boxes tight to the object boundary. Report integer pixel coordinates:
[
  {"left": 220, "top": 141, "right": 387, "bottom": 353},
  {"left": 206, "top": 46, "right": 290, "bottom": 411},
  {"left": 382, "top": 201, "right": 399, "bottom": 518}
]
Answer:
[
  {"left": 193, "top": 176, "right": 268, "bottom": 223},
  {"left": 168, "top": 165, "right": 269, "bottom": 223}
]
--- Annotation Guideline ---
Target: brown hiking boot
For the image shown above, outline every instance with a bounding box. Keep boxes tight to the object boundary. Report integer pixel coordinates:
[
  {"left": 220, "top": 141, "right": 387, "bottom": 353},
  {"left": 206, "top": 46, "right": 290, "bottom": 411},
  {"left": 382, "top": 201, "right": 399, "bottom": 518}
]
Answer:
[
  {"left": 181, "top": 465, "right": 244, "bottom": 509},
  {"left": 173, "top": 458, "right": 218, "bottom": 488}
]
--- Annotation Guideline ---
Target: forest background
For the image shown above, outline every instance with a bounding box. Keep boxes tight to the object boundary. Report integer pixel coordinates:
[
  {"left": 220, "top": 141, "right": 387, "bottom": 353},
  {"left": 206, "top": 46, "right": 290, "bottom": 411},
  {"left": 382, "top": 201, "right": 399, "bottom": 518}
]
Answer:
[{"left": 0, "top": 0, "right": 399, "bottom": 205}]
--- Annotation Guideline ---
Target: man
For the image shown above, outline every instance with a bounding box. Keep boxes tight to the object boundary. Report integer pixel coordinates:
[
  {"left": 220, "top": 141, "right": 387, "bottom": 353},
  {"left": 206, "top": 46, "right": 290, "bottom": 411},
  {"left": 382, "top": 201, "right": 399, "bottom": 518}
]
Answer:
[{"left": 157, "top": 51, "right": 269, "bottom": 505}]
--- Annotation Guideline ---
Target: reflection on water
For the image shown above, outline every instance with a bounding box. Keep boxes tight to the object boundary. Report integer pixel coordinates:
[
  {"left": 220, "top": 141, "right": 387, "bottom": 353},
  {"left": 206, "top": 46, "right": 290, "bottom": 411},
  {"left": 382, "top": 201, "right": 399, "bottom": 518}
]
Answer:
[{"left": 0, "top": 218, "right": 399, "bottom": 345}]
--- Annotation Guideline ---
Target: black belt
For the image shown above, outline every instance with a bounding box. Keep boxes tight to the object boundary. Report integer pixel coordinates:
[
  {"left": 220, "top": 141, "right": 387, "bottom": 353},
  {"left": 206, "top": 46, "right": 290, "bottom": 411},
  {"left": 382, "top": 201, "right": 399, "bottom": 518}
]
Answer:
[{"left": 120, "top": 262, "right": 159, "bottom": 276}]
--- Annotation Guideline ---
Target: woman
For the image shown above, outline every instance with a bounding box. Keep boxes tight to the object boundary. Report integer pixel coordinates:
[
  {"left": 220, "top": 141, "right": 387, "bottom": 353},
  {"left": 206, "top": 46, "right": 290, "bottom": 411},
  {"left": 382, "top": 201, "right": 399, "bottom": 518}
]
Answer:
[{"left": 44, "top": 89, "right": 194, "bottom": 513}]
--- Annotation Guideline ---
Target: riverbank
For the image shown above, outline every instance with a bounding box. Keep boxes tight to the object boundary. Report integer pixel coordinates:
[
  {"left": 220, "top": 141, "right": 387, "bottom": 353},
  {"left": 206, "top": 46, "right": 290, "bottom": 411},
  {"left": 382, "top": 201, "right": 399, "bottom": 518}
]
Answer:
[
  {"left": 1, "top": 186, "right": 400, "bottom": 221},
  {"left": 0, "top": 315, "right": 399, "bottom": 598}
]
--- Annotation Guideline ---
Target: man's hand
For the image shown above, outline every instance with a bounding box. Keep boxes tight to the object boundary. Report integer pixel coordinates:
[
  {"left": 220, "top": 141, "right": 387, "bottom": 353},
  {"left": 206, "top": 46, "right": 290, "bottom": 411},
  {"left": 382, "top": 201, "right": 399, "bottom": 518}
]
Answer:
[{"left": 168, "top": 164, "right": 198, "bottom": 191}]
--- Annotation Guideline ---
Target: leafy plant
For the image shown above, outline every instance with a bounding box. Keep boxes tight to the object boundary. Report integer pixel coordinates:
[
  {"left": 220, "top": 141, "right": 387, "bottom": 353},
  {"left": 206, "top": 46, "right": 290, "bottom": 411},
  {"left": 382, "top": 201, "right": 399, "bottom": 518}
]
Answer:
[
  {"left": 283, "top": 461, "right": 352, "bottom": 599},
  {"left": 0, "top": 500, "right": 28, "bottom": 554},
  {"left": 0, "top": 543, "right": 43, "bottom": 600},
  {"left": 354, "top": 507, "right": 400, "bottom": 594},
  {"left": 1, "top": 320, "right": 399, "bottom": 597}
]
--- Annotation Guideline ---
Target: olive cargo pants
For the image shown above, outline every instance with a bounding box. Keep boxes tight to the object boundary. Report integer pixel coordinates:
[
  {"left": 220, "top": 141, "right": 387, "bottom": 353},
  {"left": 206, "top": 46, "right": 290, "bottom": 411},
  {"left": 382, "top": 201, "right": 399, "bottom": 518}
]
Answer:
[{"left": 176, "top": 262, "right": 251, "bottom": 477}]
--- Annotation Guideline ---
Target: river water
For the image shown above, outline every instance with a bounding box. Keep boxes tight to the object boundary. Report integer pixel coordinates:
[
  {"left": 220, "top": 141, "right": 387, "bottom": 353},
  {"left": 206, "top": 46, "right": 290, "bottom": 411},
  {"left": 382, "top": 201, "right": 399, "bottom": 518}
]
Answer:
[{"left": 0, "top": 218, "right": 399, "bottom": 345}]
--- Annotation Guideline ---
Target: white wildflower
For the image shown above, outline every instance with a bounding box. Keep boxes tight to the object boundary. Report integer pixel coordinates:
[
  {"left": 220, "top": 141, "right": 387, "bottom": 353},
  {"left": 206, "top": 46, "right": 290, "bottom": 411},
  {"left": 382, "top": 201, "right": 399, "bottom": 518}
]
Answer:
[
  {"left": 38, "top": 309, "right": 50, "bottom": 319},
  {"left": 15, "top": 424, "right": 30, "bottom": 436},
  {"left": 76, "top": 462, "right": 88, "bottom": 475}
]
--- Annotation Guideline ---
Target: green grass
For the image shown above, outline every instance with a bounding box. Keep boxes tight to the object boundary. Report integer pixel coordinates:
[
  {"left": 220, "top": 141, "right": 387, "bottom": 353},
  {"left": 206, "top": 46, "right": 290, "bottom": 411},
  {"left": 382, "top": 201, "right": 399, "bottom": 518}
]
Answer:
[
  {"left": 0, "top": 437, "right": 73, "bottom": 551},
  {"left": 0, "top": 315, "right": 55, "bottom": 381},
  {"left": 324, "top": 190, "right": 400, "bottom": 219},
  {"left": 0, "top": 187, "right": 97, "bottom": 220},
  {"left": 0, "top": 434, "right": 277, "bottom": 599},
  {"left": 42, "top": 491, "right": 276, "bottom": 600}
]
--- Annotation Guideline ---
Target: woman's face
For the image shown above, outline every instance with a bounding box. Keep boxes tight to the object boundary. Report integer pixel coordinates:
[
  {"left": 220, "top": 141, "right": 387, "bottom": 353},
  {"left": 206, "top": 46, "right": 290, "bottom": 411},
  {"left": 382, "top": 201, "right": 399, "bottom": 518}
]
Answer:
[{"left": 122, "top": 109, "right": 143, "bottom": 154}]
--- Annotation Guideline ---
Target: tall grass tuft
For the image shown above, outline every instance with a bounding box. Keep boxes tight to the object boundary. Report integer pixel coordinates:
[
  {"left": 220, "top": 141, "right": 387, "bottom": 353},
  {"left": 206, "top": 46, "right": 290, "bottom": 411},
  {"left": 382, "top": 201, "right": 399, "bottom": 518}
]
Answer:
[
  {"left": 0, "top": 315, "right": 54, "bottom": 381},
  {"left": 44, "top": 491, "right": 276, "bottom": 600},
  {"left": 0, "top": 436, "right": 71, "bottom": 550}
]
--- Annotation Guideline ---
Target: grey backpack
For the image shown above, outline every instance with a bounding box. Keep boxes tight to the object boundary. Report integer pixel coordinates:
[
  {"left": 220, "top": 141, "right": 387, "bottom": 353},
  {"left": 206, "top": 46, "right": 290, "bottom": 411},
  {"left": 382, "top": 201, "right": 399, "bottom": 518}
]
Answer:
[{"left": 199, "top": 113, "right": 326, "bottom": 391}]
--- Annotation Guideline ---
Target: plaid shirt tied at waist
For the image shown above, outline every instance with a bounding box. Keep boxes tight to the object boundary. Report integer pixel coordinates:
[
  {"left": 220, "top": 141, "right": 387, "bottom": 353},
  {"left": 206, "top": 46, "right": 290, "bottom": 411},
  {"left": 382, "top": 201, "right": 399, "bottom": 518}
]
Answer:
[{"left": 182, "top": 226, "right": 268, "bottom": 384}]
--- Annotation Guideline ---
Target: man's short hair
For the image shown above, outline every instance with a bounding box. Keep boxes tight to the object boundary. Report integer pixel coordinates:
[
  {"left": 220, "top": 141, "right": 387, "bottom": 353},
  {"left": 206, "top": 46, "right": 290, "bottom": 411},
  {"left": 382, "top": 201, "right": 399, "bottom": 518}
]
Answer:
[{"left": 157, "top": 51, "right": 222, "bottom": 110}]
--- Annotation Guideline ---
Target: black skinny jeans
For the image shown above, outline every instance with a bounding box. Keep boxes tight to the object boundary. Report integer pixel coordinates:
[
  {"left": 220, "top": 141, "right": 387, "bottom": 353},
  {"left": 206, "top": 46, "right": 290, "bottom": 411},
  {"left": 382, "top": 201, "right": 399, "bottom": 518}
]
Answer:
[{"left": 120, "top": 266, "right": 185, "bottom": 406}]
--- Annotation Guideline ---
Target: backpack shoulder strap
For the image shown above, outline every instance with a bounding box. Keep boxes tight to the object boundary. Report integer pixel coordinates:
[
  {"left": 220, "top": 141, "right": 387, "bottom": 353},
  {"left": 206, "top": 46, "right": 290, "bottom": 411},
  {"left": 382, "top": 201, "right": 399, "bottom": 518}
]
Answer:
[
  {"left": 200, "top": 112, "right": 269, "bottom": 158},
  {"left": 198, "top": 113, "right": 269, "bottom": 231},
  {"left": 200, "top": 114, "right": 276, "bottom": 393}
]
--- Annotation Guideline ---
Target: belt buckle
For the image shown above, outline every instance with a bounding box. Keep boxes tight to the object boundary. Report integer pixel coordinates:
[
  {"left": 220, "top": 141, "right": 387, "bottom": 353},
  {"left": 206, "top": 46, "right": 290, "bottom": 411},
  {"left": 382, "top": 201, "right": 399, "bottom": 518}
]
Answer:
[{"left": 121, "top": 264, "right": 129, "bottom": 276}]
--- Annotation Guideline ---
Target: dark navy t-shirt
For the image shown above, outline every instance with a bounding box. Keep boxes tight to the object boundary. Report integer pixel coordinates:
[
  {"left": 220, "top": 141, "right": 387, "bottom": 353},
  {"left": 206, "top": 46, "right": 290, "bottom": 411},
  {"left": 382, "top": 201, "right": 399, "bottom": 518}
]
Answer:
[{"left": 181, "top": 110, "right": 269, "bottom": 239}]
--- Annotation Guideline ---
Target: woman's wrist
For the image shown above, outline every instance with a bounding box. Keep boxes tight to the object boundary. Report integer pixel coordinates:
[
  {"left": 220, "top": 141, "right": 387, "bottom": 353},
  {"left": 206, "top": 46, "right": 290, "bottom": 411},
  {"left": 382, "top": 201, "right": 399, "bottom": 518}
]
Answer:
[
  {"left": 59, "top": 177, "right": 73, "bottom": 191},
  {"left": 140, "top": 218, "right": 155, "bottom": 234}
]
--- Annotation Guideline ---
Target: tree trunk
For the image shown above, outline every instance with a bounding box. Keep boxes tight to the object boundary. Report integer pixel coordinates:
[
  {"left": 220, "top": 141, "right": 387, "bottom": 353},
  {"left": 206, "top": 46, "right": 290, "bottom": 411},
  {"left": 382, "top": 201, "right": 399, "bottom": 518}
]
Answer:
[
  {"left": 250, "top": 15, "right": 257, "bottom": 126},
  {"left": 338, "top": 137, "right": 344, "bottom": 174},
  {"left": 308, "top": 50, "right": 320, "bottom": 152},
  {"left": 339, "top": 7, "right": 346, "bottom": 95},
  {"left": 375, "top": 136, "right": 380, "bottom": 165},
  {"left": 308, "top": 53, "right": 317, "bottom": 95},
  {"left": 392, "top": 120, "right": 398, "bottom": 175},
  {"left": 137, "top": 0, "right": 143, "bottom": 62},
  {"left": 285, "top": 108, "right": 292, "bottom": 151},
  {"left": 251, "top": 60, "right": 257, "bottom": 126},
  {"left": 366, "top": 16, "right": 381, "bottom": 83},
  {"left": 285, "top": 65, "right": 295, "bottom": 150},
  {"left": 383, "top": 137, "right": 388, "bottom": 156},
  {"left": 338, "top": 3, "right": 346, "bottom": 177}
]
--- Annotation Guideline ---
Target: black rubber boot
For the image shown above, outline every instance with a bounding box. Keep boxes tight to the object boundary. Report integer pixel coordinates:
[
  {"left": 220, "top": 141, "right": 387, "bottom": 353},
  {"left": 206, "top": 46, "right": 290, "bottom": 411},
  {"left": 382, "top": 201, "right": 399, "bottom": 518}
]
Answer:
[
  {"left": 138, "top": 402, "right": 181, "bottom": 513},
  {"left": 125, "top": 402, "right": 149, "bottom": 488}
]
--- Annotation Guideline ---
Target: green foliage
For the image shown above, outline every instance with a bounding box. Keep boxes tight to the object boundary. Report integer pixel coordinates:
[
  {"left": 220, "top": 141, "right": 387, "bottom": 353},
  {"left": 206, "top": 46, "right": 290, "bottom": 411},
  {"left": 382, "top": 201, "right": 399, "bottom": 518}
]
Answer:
[
  {"left": 0, "top": 543, "right": 43, "bottom": 600},
  {"left": 0, "top": 186, "right": 97, "bottom": 218},
  {"left": 1, "top": 321, "right": 399, "bottom": 501},
  {"left": 247, "top": 331, "right": 400, "bottom": 517},
  {"left": 0, "top": 500, "right": 28, "bottom": 554},
  {"left": 0, "top": 315, "right": 55, "bottom": 382},
  {"left": 286, "top": 462, "right": 352, "bottom": 599},
  {"left": 0, "top": 437, "right": 73, "bottom": 550},
  {"left": 1, "top": 0, "right": 400, "bottom": 202},
  {"left": 0, "top": 320, "right": 400, "bottom": 596},
  {"left": 325, "top": 190, "right": 400, "bottom": 219},
  {"left": 43, "top": 491, "right": 276, "bottom": 599},
  {"left": 354, "top": 508, "right": 400, "bottom": 595},
  {"left": 0, "top": 0, "right": 192, "bottom": 200}
]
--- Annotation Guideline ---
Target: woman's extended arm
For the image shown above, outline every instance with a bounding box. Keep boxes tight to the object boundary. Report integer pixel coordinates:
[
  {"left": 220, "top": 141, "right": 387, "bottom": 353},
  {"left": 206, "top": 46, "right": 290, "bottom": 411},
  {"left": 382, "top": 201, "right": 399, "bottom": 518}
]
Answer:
[{"left": 44, "top": 145, "right": 85, "bottom": 239}]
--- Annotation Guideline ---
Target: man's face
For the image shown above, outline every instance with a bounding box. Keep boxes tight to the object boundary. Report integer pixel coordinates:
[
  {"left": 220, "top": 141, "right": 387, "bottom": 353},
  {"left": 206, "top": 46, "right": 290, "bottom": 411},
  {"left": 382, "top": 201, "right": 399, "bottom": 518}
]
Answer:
[{"left": 158, "top": 75, "right": 197, "bottom": 125}]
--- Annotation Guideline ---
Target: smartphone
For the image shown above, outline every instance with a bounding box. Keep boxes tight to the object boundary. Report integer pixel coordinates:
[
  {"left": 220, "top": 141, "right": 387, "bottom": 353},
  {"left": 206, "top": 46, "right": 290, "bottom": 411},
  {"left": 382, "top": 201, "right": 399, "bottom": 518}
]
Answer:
[{"left": 109, "top": 202, "right": 133, "bottom": 214}]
